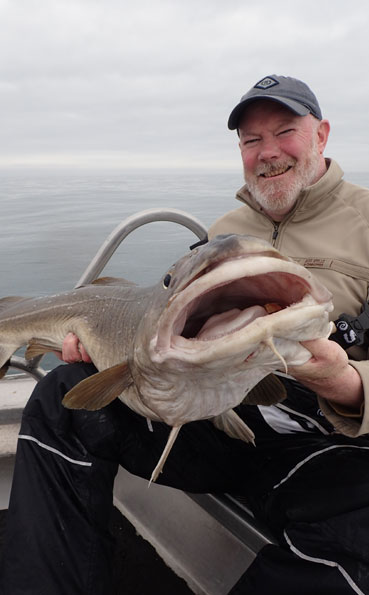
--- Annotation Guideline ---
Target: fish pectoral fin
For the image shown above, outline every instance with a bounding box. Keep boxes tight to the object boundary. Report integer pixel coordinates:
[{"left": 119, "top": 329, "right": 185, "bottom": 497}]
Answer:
[
  {"left": 62, "top": 362, "right": 133, "bottom": 411},
  {"left": 149, "top": 426, "right": 182, "bottom": 485},
  {"left": 25, "top": 339, "right": 61, "bottom": 359},
  {"left": 212, "top": 410, "right": 255, "bottom": 445},
  {"left": 244, "top": 374, "right": 287, "bottom": 406}
]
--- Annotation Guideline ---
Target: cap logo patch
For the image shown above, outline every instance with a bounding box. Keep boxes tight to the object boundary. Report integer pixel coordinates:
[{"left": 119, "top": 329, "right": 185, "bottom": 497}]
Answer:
[{"left": 254, "top": 76, "right": 278, "bottom": 90}]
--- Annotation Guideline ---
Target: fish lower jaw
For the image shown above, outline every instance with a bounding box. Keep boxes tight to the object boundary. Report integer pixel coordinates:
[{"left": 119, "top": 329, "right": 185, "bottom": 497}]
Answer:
[
  {"left": 150, "top": 341, "right": 256, "bottom": 366},
  {"left": 149, "top": 334, "right": 309, "bottom": 369},
  {"left": 150, "top": 301, "right": 332, "bottom": 366},
  {"left": 150, "top": 345, "right": 299, "bottom": 373}
]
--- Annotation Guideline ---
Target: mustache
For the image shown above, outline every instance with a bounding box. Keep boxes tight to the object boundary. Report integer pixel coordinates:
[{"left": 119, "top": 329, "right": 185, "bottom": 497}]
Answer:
[{"left": 255, "top": 160, "right": 296, "bottom": 177}]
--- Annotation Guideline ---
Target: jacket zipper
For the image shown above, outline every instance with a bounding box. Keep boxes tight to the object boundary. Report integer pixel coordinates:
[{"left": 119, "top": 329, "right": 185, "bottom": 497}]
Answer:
[{"left": 272, "top": 223, "right": 279, "bottom": 245}]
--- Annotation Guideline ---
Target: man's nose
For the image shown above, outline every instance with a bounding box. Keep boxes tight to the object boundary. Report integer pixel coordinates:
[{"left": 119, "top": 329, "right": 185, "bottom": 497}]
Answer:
[{"left": 258, "top": 138, "right": 281, "bottom": 161}]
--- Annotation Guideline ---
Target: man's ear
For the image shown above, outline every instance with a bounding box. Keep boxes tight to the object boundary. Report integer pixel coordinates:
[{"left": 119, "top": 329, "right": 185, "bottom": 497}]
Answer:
[{"left": 317, "top": 119, "right": 330, "bottom": 154}]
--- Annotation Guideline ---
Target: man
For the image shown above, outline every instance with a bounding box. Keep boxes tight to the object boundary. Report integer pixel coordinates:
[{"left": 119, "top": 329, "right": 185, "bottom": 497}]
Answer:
[
  {"left": 211, "top": 77, "right": 366, "bottom": 421},
  {"left": 209, "top": 76, "right": 369, "bottom": 593},
  {"left": 2, "top": 75, "right": 369, "bottom": 595}
]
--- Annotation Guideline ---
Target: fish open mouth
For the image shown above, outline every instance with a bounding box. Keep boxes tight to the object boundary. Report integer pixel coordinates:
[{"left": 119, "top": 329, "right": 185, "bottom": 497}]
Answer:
[
  {"left": 153, "top": 254, "right": 332, "bottom": 361},
  {"left": 179, "top": 271, "right": 301, "bottom": 340}
]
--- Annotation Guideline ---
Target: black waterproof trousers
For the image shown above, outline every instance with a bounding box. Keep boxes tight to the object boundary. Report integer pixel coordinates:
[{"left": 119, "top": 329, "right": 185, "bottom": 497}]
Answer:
[{"left": 1, "top": 363, "right": 369, "bottom": 595}]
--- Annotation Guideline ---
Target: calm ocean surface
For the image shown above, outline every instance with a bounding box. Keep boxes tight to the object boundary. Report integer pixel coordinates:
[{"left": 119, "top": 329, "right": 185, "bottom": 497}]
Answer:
[
  {"left": 2, "top": 168, "right": 369, "bottom": 295},
  {"left": 2, "top": 168, "right": 248, "bottom": 297},
  {"left": 2, "top": 167, "right": 369, "bottom": 370}
]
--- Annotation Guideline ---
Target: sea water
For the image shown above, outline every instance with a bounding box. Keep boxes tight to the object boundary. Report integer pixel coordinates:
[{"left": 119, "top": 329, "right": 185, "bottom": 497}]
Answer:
[
  {"left": 1, "top": 167, "right": 368, "bottom": 370},
  {"left": 1, "top": 168, "right": 247, "bottom": 296},
  {"left": 3, "top": 168, "right": 369, "bottom": 295}
]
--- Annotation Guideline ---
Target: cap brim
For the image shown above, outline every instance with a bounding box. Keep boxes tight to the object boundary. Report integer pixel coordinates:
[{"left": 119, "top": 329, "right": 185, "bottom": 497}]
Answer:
[{"left": 227, "top": 95, "right": 310, "bottom": 130}]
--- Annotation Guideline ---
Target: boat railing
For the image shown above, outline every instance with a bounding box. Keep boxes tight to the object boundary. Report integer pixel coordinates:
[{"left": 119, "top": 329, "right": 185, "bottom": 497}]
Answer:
[{"left": 8, "top": 208, "right": 208, "bottom": 379}]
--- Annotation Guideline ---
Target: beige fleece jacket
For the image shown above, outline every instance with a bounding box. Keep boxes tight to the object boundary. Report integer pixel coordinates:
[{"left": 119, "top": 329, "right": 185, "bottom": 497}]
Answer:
[{"left": 209, "top": 159, "right": 369, "bottom": 436}]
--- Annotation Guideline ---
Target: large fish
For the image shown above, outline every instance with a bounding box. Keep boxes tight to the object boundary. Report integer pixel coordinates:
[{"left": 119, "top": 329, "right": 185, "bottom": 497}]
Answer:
[{"left": 0, "top": 234, "right": 333, "bottom": 481}]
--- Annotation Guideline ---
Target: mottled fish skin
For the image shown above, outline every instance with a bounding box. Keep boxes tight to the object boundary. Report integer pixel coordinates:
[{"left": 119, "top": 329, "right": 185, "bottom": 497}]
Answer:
[{"left": 0, "top": 234, "right": 334, "bottom": 481}]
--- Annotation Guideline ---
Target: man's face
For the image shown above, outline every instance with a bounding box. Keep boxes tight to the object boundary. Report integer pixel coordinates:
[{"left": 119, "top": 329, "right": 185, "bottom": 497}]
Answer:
[{"left": 238, "top": 100, "right": 328, "bottom": 220}]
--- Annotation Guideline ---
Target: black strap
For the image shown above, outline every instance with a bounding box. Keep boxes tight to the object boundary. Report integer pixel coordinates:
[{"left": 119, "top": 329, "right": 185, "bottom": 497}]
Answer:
[
  {"left": 331, "top": 302, "right": 369, "bottom": 349},
  {"left": 189, "top": 236, "right": 208, "bottom": 250}
]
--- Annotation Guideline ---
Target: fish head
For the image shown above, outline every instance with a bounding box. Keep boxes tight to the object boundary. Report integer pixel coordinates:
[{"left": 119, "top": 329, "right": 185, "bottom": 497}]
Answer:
[
  {"left": 62, "top": 234, "right": 334, "bottom": 429},
  {"left": 133, "top": 233, "right": 333, "bottom": 375},
  {"left": 126, "top": 234, "right": 334, "bottom": 425}
]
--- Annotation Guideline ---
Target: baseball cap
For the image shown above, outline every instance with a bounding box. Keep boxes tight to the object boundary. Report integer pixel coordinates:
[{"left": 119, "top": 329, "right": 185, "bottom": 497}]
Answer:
[{"left": 228, "top": 75, "right": 322, "bottom": 130}]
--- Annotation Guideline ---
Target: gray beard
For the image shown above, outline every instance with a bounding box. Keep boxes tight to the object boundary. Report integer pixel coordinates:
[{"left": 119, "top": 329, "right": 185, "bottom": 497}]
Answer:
[{"left": 244, "top": 145, "right": 321, "bottom": 217}]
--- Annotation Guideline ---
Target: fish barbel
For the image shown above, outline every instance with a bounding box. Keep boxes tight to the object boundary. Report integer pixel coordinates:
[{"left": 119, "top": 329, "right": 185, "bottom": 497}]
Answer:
[{"left": 0, "top": 234, "right": 333, "bottom": 481}]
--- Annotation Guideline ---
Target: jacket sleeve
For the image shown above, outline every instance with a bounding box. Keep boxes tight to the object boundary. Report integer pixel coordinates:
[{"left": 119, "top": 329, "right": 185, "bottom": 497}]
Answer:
[{"left": 318, "top": 358, "right": 369, "bottom": 437}]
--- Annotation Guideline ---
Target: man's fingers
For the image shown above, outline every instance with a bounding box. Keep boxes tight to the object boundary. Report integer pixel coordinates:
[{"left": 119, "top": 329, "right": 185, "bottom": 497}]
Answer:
[
  {"left": 62, "top": 333, "right": 81, "bottom": 363},
  {"left": 77, "top": 342, "right": 92, "bottom": 363}
]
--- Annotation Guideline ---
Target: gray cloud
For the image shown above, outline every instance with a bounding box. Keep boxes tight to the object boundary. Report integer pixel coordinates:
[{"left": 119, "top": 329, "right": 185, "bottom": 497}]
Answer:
[{"left": 1, "top": 0, "right": 369, "bottom": 170}]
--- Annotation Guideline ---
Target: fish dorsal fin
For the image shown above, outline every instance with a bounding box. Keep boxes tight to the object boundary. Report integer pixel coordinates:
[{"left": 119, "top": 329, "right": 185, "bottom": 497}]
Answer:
[
  {"left": 90, "top": 277, "right": 137, "bottom": 287},
  {"left": 26, "top": 339, "right": 61, "bottom": 359},
  {"left": 62, "top": 362, "right": 133, "bottom": 411},
  {"left": 243, "top": 373, "right": 287, "bottom": 406}
]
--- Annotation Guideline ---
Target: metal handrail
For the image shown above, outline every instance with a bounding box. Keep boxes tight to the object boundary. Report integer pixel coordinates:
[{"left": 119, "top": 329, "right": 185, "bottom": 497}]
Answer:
[
  {"left": 7, "top": 356, "right": 47, "bottom": 382},
  {"left": 8, "top": 208, "right": 208, "bottom": 378},
  {"left": 75, "top": 208, "right": 208, "bottom": 287}
]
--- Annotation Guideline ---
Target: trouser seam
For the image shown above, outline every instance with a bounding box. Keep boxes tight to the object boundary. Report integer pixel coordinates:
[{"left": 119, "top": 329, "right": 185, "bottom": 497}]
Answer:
[{"left": 284, "top": 530, "right": 365, "bottom": 595}]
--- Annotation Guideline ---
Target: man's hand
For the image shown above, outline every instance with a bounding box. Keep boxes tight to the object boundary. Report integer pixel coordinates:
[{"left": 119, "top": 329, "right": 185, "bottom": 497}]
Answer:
[
  {"left": 288, "top": 338, "right": 363, "bottom": 411},
  {"left": 54, "top": 332, "right": 92, "bottom": 364}
]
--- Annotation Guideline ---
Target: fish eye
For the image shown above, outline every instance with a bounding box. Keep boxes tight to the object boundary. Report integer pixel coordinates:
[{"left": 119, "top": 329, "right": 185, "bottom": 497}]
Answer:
[{"left": 163, "top": 273, "right": 172, "bottom": 288}]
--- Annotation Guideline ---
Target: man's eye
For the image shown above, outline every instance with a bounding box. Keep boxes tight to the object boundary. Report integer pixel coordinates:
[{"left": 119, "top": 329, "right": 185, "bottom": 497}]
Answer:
[
  {"left": 278, "top": 128, "right": 294, "bottom": 136},
  {"left": 244, "top": 138, "right": 259, "bottom": 145}
]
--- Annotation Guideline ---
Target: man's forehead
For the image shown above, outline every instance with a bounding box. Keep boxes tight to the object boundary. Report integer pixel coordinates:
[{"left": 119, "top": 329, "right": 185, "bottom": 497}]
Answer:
[{"left": 239, "top": 100, "right": 303, "bottom": 132}]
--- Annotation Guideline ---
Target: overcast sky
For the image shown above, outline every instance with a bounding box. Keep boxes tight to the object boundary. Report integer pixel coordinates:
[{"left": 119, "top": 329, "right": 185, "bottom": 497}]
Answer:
[{"left": 1, "top": 0, "right": 369, "bottom": 171}]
